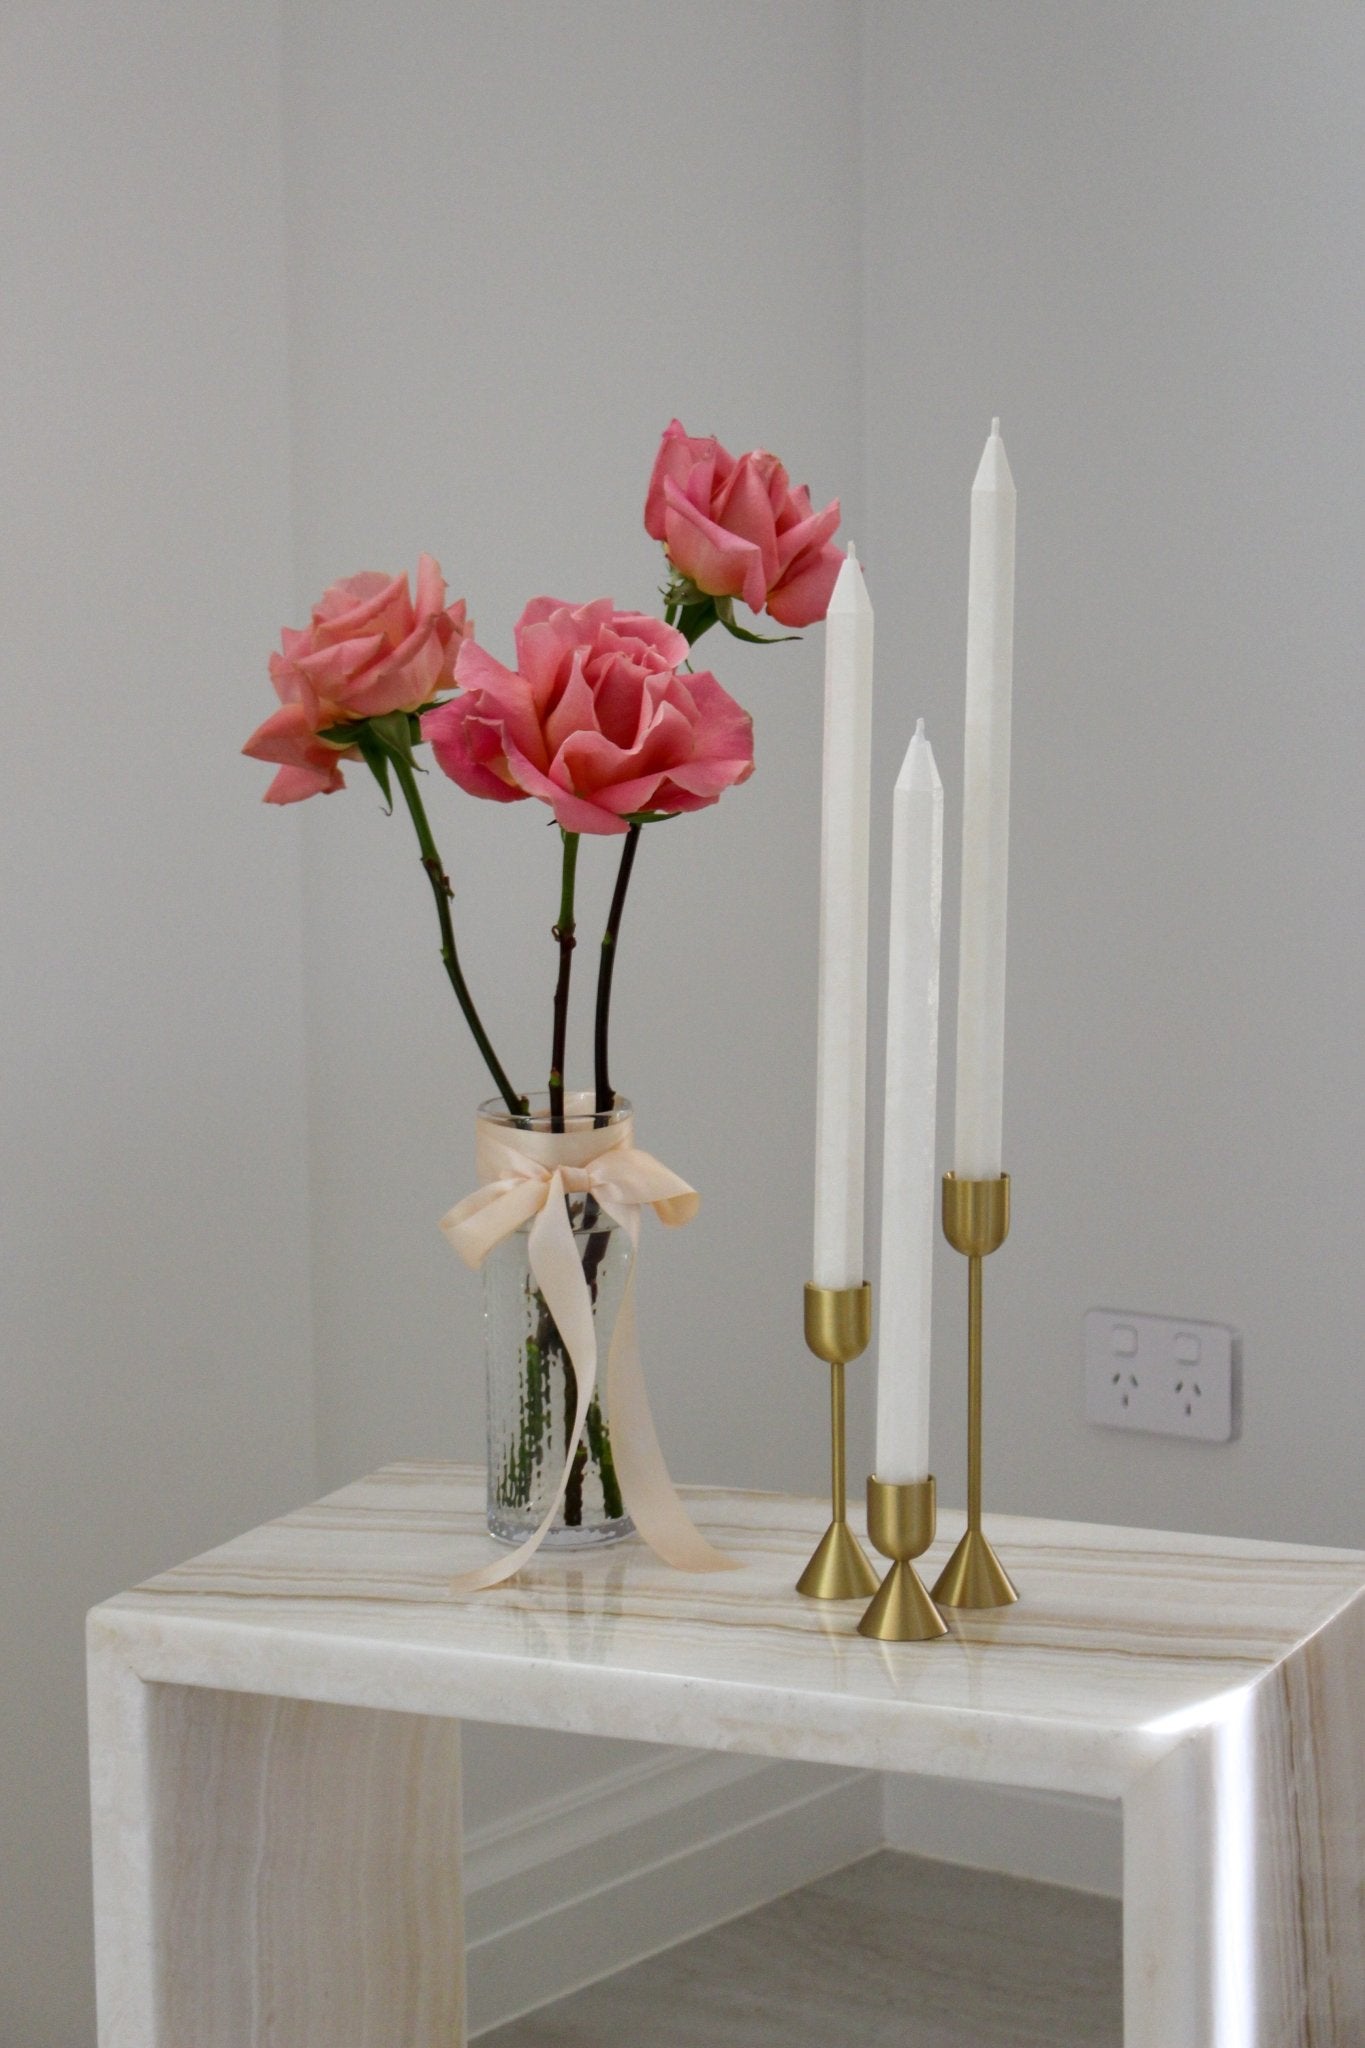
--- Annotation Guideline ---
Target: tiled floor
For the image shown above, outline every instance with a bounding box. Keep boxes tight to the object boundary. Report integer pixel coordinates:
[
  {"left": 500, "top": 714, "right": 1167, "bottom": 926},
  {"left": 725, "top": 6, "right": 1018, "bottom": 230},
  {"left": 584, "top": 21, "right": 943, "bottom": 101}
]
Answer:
[{"left": 480, "top": 1850, "right": 1122, "bottom": 2046}]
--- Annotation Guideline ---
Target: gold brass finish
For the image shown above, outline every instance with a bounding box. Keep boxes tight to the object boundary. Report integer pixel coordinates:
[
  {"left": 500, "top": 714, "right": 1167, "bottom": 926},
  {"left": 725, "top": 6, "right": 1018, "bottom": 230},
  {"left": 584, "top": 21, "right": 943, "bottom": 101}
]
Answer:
[
  {"left": 933, "top": 1174, "right": 1019, "bottom": 1611},
  {"left": 866, "top": 1470, "right": 937, "bottom": 1554},
  {"left": 940, "top": 1172, "right": 1010, "bottom": 1258},
  {"left": 857, "top": 1476, "right": 948, "bottom": 1641},
  {"left": 797, "top": 1284, "right": 879, "bottom": 1601},
  {"left": 796, "top": 1508, "right": 880, "bottom": 1602},
  {"left": 931, "top": 1525, "right": 1019, "bottom": 1610},
  {"left": 803, "top": 1282, "right": 872, "bottom": 1364}
]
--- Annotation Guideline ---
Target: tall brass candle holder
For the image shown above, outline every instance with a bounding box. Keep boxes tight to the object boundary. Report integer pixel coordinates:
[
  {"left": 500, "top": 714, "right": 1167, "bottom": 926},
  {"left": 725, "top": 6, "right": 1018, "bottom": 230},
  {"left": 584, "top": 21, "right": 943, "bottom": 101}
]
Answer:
[
  {"left": 858, "top": 1476, "right": 948, "bottom": 1640},
  {"left": 933, "top": 1173, "right": 1019, "bottom": 1609},
  {"left": 797, "top": 1283, "right": 879, "bottom": 1600}
]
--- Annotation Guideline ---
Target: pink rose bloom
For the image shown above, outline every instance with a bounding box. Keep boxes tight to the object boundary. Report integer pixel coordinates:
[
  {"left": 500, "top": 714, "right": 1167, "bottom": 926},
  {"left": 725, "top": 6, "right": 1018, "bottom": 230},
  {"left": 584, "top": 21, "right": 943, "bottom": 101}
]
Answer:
[
  {"left": 644, "top": 419, "right": 842, "bottom": 628},
  {"left": 244, "top": 556, "right": 471, "bottom": 803},
  {"left": 423, "top": 597, "right": 754, "bottom": 836}
]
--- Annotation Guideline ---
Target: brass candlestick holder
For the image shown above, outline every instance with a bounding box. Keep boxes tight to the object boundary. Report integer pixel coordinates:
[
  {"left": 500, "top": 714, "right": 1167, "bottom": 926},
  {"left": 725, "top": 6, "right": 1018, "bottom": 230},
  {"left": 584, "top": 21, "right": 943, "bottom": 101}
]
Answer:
[
  {"left": 858, "top": 1476, "right": 948, "bottom": 1640},
  {"left": 933, "top": 1173, "right": 1019, "bottom": 1609},
  {"left": 797, "top": 1283, "right": 879, "bottom": 1600}
]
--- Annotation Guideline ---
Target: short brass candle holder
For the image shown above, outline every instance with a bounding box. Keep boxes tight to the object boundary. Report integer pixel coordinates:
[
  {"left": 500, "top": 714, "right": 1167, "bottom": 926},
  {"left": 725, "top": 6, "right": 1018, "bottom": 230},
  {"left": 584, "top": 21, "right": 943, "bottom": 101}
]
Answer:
[
  {"left": 857, "top": 1476, "right": 948, "bottom": 1640},
  {"left": 934, "top": 1173, "right": 1019, "bottom": 1610},
  {"left": 797, "top": 1283, "right": 879, "bottom": 1600}
]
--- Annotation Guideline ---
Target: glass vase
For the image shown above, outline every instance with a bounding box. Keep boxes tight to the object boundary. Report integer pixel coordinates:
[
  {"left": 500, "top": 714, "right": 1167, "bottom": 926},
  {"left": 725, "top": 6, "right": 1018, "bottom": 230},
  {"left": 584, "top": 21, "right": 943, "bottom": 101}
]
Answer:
[{"left": 481, "top": 1096, "right": 635, "bottom": 1549}]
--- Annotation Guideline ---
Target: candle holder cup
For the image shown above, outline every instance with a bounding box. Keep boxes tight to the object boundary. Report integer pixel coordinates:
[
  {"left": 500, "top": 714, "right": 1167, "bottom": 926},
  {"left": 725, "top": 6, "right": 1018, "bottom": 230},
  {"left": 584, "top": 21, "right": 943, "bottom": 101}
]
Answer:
[
  {"left": 857, "top": 1476, "right": 948, "bottom": 1640},
  {"left": 797, "top": 1283, "right": 880, "bottom": 1601},
  {"left": 933, "top": 1173, "right": 1019, "bottom": 1610}
]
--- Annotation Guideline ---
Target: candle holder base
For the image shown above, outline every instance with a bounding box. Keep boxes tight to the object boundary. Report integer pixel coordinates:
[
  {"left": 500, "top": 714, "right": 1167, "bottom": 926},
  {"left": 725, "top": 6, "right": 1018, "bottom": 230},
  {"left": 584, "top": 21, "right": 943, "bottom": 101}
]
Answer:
[
  {"left": 932, "top": 1526, "right": 1018, "bottom": 1610},
  {"left": 858, "top": 1558, "right": 948, "bottom": 1640},
  {"left": 798, "top": 1518, "right": 880, "bottom": 1602}
]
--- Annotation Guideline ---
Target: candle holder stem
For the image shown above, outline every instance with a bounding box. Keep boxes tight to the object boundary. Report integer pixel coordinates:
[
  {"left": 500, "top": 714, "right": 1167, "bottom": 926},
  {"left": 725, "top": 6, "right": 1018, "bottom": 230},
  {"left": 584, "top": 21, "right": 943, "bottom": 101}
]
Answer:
[
  {"left": 967, "top": 1251, "right": 984, "bottom": 1532},
  {"left": 797, "top": 1284, "right": 879, "bottom": 1601},
  {"left": 829, "top": 1358, "right": 848, "bottom": 1527},
  {"left": 933, "top": 1174, "right": 1019, "bottom": 1610}
]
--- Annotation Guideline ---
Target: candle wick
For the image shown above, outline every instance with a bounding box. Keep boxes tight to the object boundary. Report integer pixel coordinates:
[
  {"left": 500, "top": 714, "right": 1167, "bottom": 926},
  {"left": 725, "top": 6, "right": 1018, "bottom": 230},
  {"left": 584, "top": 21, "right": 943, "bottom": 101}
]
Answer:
[
  {"left": 991, "top": 416, "right": 1001, "bottom": 437},
  {"left": 846, "top": 540, "right": 857, "bottom": 561},
  {"left": 914, "top": 716, "right": 925, "bottom": 739}
]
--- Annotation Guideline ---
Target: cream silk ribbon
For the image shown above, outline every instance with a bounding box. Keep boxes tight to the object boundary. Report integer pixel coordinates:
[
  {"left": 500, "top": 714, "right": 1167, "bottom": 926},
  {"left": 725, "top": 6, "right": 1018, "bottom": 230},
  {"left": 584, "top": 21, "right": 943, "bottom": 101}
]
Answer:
[{"left": 440, "top": 1093, "right": 737, "bottom": 1590}]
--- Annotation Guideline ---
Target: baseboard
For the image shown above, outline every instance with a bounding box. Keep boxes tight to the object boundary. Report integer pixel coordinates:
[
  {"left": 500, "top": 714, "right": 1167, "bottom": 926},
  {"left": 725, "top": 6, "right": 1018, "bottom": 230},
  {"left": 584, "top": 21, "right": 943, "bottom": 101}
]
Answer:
[
  {"left": 882, "top": 1773, "right": 1123, "bottom": 1898},
  {"left": 464, "top": 1751, "right": 1122, "bottom": 2036},
  {"left": 464, "top": 1751, "right": 881, "bottom": 2037}
]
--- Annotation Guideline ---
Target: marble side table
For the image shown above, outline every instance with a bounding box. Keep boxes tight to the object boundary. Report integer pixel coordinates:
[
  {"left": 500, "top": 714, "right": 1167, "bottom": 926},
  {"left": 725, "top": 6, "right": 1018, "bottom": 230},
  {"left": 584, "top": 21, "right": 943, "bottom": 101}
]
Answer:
[{"left": 87, "top": 1463, "right": 1365, "bottom": 2046}]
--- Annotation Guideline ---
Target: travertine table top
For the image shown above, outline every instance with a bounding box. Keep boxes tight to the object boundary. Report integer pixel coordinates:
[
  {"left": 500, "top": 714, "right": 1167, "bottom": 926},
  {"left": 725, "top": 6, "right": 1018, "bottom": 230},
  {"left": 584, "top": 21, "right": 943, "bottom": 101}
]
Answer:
[{"left": 95, "top": 1461, "right": 1365, "bottom": 1801}]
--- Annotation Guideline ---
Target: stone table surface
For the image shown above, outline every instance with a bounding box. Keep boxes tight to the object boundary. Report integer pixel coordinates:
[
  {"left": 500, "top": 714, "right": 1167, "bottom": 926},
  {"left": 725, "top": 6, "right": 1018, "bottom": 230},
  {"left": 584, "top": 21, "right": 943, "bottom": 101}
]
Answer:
[{"left": 88, "top": 1462, "right": 1365, "bottom": 2046}]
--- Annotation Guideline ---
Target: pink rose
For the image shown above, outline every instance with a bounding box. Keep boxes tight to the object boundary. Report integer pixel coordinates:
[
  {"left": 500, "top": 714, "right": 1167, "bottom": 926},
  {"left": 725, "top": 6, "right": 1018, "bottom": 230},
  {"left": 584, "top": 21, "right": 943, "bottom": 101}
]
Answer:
[
  {"left": 644, "top": 419, "right": 842, "bottom": 628},
  {"left": 423, "top": 597, "right": 755, "bottom": 836},
  {"left": 244, "top": 556, "right": 471, "bottom": 803}
]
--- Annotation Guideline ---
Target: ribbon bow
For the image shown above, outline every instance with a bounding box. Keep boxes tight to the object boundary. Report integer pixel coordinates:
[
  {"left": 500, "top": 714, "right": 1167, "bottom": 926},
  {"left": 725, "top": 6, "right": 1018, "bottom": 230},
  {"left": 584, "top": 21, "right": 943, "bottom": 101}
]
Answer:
[{"left": 441, "top": 1094, "right": 736, "bottom": 1590}]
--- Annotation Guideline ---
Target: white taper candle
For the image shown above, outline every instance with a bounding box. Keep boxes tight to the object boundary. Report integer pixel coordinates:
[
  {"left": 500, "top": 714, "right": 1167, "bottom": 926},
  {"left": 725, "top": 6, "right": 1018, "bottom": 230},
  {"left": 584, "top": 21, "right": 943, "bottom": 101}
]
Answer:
[
  {"left": 876, "top": 720, "right": 943, "bottom": 1482},
  {"left": 954, "top": 420, "right": 1016, "bottom": 1181},
  {"left": 813, "top": 545, "right": 874, "bottom": 1289}
]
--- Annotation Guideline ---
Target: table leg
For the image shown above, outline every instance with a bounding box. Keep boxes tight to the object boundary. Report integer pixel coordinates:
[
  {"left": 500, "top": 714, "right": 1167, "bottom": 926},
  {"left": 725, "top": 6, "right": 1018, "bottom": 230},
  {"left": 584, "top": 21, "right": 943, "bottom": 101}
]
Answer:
[
  {"left": 1123, "top": 1591, "right": 1365, "bottom": 2046},
  {"left": 89, "top": 1633, "right": 465, "bottom": 2047}
]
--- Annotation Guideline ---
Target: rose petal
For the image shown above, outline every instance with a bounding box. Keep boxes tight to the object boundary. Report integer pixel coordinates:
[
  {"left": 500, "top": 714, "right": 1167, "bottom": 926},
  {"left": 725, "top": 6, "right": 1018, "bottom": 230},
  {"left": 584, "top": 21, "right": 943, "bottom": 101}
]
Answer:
[
  {"left": 662, "top": 481, "right": 768, "bottom": 613},
  {"left": 712, "top": 451, "right": 783, "bottom": 589},
  {"left": 766, "top": 538, "right": 844, "bottom": 627},
  {"left": 345, "top": 619, "right": 443, "bottom": 718},
  {"left": 422, "top": 699, "right": 528, "bottom": 804},
  {"left": 603, "top": 611, "right": 689, "bottom": 670},
  {"left": 772, "top": 495, "right": 841, "bottom": 580},
  {"left": 245, "top": 703, "right": 353, "bottom": 802},
  {"left": 644, "top": 419, "right": 729, "bottom": 539},
  {"left": 644, "top": 780, "right": 720, "bottom": 816},
  {"left": 542, "top": 655, "right": 600, "bottom": 758},
  {"left": 454, "top": 644, "right": 553, "bottom": 776},
  {"left": 502, "top": 735, "right": 630, "bottom": 834},
  {"left": 312, "top": 570, "right": 412, "bottom": 649},
  {"left": 264, "top": 762, "right": 346, "bottom": 803},
  {"left": 293, "top": 634, "right": 388, "bottom": 688},
  {"left": 552, "top": 696, "right": 693, "bottom": 796},
  {"left": 413, "top": 553, "right": 446, "bottom": 622}
]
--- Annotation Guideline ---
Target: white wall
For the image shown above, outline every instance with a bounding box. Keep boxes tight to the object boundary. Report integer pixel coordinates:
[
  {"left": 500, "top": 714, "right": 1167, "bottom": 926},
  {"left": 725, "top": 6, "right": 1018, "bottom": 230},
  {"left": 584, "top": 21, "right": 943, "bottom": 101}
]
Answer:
[
  {"left": 0, "top": 7, "right": 317, "bottom": 2043},
  {"left": 279, "top": 0, "right": 867, "bottom": 1818},
  {"left": 863, "top": 0, "right": 1365, "bottom": 1552}
]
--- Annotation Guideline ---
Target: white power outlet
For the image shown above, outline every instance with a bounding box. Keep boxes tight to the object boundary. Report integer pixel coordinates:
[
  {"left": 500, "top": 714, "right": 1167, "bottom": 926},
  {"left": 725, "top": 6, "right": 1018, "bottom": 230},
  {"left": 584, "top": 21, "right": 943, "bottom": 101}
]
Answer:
[{"left": 1084, "top": 1310, "right": 1238, "bottom": 1443}]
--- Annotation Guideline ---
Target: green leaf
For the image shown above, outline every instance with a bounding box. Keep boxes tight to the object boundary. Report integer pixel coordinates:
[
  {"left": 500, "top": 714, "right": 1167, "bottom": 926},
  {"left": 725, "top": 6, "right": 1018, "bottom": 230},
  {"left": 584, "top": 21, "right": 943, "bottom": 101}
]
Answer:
[
  {"left": 710, "top": 592, "right": 799, "bottom": 645},
  {"left": 662, "top": 570, "right": 707, "bottom": 613},
  {"left": 720, "top": 610, "right": 794, "bottom": 643},
  {"left": 355, "top": 726, "right": 393, "bottom": 810},
  {"left": 624, "top": 809, "right": 681, "bottom": 826},
  {"left": 677, "top": 597, "right": 718, "bottom": 647},
  {"left": 368, "top": 710, "right": 419, "bottom": 768},
  {"left": 719, "top": 613, "right": 800, "bottom": 646}
]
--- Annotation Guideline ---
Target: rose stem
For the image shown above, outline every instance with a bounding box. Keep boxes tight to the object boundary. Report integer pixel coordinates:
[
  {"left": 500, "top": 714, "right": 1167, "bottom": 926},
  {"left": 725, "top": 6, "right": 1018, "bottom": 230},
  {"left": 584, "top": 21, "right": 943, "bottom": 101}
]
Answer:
[
  {"left": 590, "top": 596, "right": 715, "bottom": 1121},
  {"left": 583, "top": 598, "right": 722, "bottom": 1519},
  {"left": 592, "top": 822, "right": 641, "bottom": 1119},
  {"left": 391, "top": 753, "right": 526, "bottom": 1121},
  {"left": 581, "top": 820, "right": 642, "bottom": 1498},
  {"left": 548, "top": 829, "right": 580, "bottom": 1134},
  {"left": 545, "top": 827, "right": 584, "bottom": 1515}
]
